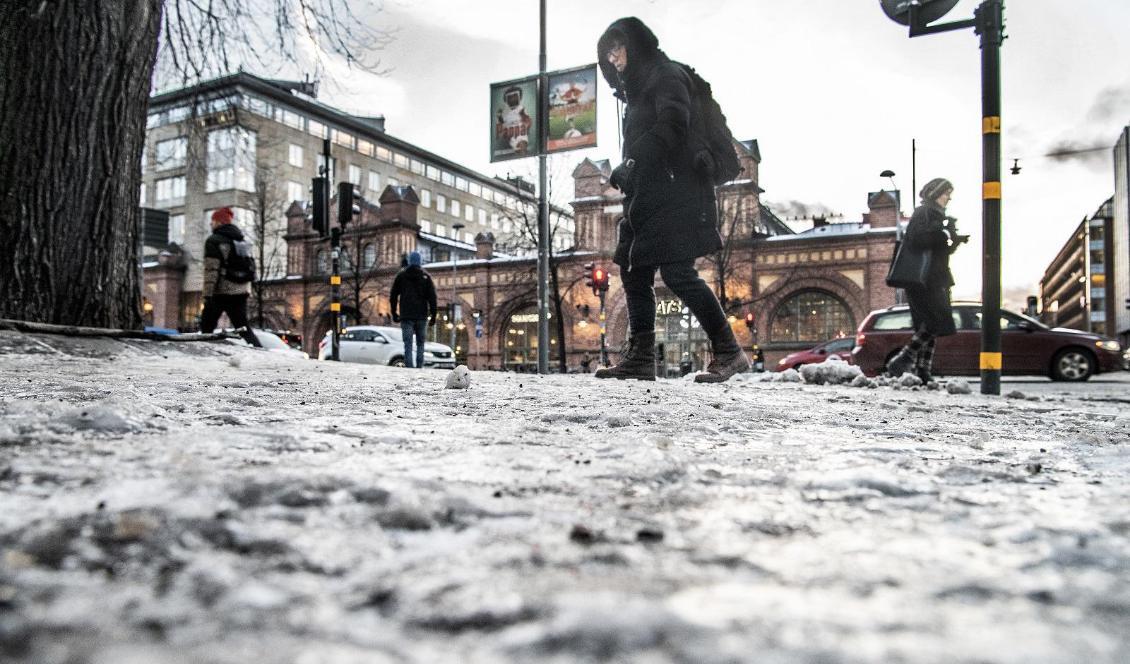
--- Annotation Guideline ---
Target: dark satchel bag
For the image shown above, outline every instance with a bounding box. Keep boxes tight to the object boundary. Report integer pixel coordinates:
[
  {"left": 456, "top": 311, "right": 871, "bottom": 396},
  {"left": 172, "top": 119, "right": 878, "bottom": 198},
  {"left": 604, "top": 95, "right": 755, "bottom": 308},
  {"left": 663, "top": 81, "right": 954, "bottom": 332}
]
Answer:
[{"left": 886, "top": 240, "right": 932, "bottom": 289}]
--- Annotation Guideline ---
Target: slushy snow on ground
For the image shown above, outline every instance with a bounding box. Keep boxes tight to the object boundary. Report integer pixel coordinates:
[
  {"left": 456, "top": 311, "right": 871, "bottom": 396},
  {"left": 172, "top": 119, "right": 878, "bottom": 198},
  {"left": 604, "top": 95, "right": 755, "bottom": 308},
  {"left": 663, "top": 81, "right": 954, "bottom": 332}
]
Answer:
[{"left": 1, "top": 330, "right": 1128, "bottom": 663}]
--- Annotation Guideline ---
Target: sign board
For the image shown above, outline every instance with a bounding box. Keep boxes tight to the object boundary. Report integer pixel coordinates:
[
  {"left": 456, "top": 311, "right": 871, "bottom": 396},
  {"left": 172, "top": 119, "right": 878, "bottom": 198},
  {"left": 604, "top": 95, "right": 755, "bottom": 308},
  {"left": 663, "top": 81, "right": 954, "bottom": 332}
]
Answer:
[
  {"left": 489, "top": 76, "right": 541, "bottom": 162},
  {"left": 545, "top": 64, "right": 598, "bottom": 154}
]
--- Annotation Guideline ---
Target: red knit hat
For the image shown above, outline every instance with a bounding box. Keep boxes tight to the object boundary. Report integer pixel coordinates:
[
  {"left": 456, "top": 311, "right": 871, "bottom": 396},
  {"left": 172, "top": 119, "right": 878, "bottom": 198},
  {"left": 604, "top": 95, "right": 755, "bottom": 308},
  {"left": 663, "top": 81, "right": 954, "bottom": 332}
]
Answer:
[{"left": 211, "top": 207, "right": 234, "bottom": 223}]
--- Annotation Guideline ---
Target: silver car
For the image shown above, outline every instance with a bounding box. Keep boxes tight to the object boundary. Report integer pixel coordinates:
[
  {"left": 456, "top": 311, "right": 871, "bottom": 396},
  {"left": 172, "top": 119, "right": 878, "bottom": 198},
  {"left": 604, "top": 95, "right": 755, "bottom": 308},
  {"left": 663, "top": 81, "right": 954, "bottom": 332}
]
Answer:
[{"left": 317, "top": 325, "right": 456, "bottom": 368}]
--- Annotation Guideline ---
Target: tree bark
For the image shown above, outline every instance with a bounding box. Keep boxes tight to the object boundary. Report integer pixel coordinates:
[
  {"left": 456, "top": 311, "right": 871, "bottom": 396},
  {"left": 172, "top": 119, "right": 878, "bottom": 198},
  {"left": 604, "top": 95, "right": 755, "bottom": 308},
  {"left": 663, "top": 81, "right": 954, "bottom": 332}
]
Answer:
[{"left": 0, "top": 0, "right": 161, "bottom": 328}]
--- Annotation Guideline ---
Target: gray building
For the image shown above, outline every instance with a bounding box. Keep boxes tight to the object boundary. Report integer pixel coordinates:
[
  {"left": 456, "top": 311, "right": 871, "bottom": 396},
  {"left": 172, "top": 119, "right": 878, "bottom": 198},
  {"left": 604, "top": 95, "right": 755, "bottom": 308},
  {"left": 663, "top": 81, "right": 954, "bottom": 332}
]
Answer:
[
  {"left": 1114, "top": 126, "right": 1130, "bottom": 345},
  {"left": 1039, "top": 199, "right": 1114, "bottom": 334}
]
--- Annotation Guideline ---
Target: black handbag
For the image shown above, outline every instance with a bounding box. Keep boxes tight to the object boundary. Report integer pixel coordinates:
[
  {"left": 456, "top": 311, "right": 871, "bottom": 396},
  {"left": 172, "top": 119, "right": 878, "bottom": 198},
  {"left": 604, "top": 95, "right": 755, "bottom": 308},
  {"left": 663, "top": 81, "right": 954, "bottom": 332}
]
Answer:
[{"left": 885, "top": 239, "right": 932, "bottom": 289}]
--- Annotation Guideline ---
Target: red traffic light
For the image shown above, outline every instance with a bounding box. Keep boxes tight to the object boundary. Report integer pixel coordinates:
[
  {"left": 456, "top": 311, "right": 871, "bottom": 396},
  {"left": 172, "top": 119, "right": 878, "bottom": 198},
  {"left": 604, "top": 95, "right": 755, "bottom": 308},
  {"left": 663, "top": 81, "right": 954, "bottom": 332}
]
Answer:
[
  {"left": 744, "top": 312, "right": 755, "bottom": 328},
  {"left": 594, "top": 268, "right": 604, "bottom": 282}
]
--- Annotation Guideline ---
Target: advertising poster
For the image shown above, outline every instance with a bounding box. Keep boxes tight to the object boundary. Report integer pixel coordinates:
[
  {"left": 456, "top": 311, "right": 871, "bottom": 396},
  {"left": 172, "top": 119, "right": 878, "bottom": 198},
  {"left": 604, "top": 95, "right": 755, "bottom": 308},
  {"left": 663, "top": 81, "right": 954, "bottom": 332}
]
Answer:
[
  {"left": 546, "top": 65, "right": 598, "bottom": 154},
  {"left": 490, "top": 76, "right": 540, "bottom": 163}
]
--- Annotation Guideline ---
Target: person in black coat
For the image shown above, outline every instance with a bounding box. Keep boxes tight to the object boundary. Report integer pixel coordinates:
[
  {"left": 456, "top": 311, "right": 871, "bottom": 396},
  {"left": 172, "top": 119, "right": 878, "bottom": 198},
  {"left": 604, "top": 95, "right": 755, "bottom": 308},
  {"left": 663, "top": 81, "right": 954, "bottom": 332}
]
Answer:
[
  {"left": 888, "top": 178, "right": 967, "bottom": 382},
  {"left": 594, "top": 16, "right": 748, "bottom": 383},
  {"left": 389, "top": 251, "right": 437, "bottom": 368}
]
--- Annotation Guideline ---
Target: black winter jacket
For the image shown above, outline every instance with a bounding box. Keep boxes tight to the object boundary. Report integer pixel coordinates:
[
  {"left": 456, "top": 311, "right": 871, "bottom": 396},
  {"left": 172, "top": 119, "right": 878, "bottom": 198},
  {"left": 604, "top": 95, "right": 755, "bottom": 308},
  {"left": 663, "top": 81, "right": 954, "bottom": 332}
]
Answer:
[
  {"left": 203, "top": 223, "right": 251, "bottom": 298},
  {"left": 598, "top": 17, "right": 721, "bottom": 270},
  {"left": 390, "top": 265, "right": 437, "bottom": 321},
  {"left": 904, "top": 202, "right": 956, "bottom": 336}
]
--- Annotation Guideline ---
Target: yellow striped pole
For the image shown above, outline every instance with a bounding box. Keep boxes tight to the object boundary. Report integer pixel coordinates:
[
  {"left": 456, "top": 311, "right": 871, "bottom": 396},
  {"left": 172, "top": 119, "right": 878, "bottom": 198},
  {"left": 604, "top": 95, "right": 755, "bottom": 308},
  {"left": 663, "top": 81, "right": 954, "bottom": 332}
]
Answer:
[{"left": 978, "top": 0, "right": 1005, "bottom": 395}]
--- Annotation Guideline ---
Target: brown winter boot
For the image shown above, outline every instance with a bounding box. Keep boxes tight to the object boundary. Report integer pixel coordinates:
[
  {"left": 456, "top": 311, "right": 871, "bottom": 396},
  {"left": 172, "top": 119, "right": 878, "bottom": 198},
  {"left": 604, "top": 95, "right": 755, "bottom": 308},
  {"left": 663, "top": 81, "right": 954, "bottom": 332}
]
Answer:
[
  {"left": 695, "top": 325, "right": 750, "bottom": 383},
  {"left": 595, "top": 332, "right": 656, "bottom": 381}
]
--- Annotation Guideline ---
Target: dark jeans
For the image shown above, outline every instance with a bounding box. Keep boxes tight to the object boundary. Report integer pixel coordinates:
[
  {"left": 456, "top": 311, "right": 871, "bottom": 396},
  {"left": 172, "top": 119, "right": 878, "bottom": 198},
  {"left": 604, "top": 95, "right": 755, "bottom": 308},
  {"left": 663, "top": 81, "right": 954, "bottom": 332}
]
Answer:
[
  {"left": 200, "top": 294, "right": 260, "bottom": 347},
  {"left": 401, "top": 319, "right": 427, "bottom": 368},
  {"left": 620, "top": 260, "right": 728, "bottom": 337}
]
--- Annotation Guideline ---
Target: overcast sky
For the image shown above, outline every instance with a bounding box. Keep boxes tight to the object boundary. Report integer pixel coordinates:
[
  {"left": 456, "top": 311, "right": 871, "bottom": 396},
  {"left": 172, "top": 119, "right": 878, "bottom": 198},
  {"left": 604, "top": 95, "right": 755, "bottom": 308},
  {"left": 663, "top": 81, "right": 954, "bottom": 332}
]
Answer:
[{"left": 285, "top": 0, "right": 1129, "bottom": 307}]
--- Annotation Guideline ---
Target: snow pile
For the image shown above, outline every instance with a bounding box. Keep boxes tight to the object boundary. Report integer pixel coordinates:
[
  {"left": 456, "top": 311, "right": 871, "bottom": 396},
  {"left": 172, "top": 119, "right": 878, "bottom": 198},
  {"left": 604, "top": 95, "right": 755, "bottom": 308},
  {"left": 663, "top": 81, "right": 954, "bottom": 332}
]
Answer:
[
  {"left": 764, "top": 368, "right": 802, "bottom": 383},
  {"left": 445, "top": 365, "right": 471, "bottom": 389},
  {"left": 798, "top": 356, "right": 863, "bottom": 385},
  {"left": 947, "top": 380, "right": 972, "bottom": 395}
]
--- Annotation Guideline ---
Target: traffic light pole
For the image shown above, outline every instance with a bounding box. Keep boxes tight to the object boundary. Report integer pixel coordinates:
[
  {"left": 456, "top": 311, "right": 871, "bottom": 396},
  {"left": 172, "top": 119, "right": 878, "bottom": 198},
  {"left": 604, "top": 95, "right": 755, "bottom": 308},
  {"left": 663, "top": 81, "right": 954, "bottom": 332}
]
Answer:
[
  {"left": 598, "top": 290, "right": 607, "bottom": 367},
  {"left": 322, "top": 138, "right": 341, "bottom": 362},
  {"left": 977, "top": 0, "right": 1004, "bottom": 396},
  {"left": 890, "top": 0, "right": 1006, "bottom": 395},
  {"left": 536, "top": 0, "right": 550, "bottom": 375}
]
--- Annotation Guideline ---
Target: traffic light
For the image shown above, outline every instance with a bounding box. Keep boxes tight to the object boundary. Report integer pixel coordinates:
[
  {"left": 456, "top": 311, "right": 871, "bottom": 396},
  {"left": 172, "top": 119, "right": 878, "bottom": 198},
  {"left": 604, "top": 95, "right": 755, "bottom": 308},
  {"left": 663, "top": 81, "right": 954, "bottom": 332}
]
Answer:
[
  {"left": 310, "top": 176, "right": 328, "bottom": 237},
  {"left": 744, "top": 312, "right": 755, "bottom": 329},
  {"left": 583, "top": 262, "right": 595, "bottom": 292},
  {"left": 338, "top": 182, "right": 361, "bottom": 226},
  {"left": 593, "top": 266, "right": 609, "bottom": 294}
]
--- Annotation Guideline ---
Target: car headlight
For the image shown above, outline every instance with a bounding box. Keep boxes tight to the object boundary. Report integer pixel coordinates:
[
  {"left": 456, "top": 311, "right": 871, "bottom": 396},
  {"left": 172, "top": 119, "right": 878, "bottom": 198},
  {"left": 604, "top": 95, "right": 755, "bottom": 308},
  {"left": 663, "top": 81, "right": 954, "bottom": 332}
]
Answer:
[
  {"left": 1096, "top": 340, "right": 1121, "bottom": 352},
  {"left": 423, "top": 351, "right": 435, "bottom": 357},
  {"left": 777, "top": 357, "right": 788, "bottom": 365}
]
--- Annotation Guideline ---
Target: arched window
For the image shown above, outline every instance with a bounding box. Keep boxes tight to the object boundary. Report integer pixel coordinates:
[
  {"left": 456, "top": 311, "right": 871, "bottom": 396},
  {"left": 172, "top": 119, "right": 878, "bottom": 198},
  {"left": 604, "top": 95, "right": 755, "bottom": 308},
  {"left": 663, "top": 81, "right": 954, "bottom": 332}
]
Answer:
[
  {"left": 769, "top": 290, "right": 855, "bottom": 344},
  {"left": 314, "top": 249, "right": 328, "bottom": 275},
  {"left": 362, "top": 243, "right": 377, "bottom": 269}
]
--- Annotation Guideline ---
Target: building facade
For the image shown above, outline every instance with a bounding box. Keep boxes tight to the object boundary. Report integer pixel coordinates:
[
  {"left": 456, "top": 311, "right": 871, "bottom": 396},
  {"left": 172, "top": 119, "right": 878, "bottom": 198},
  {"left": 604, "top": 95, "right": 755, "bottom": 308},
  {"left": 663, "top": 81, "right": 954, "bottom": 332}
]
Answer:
[
  {"left": 140, "top": 72, "right": 572, "bottom": 331},
  {"left": 1113, "top": 126, "right": 1130, "bottom": 344},
  {"left": 1039, "top": 199, "right": 1115, "bottom": 334}
]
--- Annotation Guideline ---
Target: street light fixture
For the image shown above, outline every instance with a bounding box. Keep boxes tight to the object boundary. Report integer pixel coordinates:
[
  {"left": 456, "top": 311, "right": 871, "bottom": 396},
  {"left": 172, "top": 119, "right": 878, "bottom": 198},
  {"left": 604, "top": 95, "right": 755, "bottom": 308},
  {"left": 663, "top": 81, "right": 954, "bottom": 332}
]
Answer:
[{"left": 451, "top": 222, "right": 465, "bottom": 357}]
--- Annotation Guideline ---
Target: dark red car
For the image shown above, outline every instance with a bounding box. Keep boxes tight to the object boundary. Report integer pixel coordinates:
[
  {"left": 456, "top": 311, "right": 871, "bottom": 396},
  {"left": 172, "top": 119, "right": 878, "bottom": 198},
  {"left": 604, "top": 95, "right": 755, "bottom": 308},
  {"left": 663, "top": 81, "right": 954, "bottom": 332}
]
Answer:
[
  {"left": 773, "top": 337, "right": 855, "bottom": 372},
  {"left": 852, "top": 303, "right": 1124, "bottom": 381}
]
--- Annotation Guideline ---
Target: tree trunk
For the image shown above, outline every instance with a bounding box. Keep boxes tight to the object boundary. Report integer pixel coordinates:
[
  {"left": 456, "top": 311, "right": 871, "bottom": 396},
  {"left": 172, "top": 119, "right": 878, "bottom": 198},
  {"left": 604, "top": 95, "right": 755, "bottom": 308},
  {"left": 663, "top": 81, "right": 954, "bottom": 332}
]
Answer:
[{"left": 0, "top": 0, "right": 161, "bottom": 328}]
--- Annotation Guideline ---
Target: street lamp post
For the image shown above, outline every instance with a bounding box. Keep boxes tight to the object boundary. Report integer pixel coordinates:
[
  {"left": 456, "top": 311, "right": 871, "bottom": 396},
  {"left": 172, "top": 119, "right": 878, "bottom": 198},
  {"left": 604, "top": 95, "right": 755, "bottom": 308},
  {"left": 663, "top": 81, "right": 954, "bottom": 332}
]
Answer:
[{"left": 451, "top": 222, "right": 465, "bottom": 357}]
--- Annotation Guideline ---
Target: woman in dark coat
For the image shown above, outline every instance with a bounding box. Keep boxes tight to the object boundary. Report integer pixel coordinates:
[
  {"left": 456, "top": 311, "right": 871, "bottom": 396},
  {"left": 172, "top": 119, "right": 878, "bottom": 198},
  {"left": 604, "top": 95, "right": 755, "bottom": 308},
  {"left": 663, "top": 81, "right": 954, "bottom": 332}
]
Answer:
[
  {"left": 888, "top": 177, "right": 965, "bottom": 382},
  {"left": 594, "top": 16, "right": 748, "bottom": 383}
]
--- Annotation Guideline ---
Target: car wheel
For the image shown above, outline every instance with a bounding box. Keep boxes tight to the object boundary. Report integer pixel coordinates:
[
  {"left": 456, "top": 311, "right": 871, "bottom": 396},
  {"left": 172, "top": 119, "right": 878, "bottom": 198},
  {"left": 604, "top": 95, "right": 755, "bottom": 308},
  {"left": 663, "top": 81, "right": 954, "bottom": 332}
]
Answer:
[
  {"left": 389, "top": 356, "right": 406, "bottom": 368},
  {"left": 1051, "top": 348, "right": 1094, "bottom": 382}
]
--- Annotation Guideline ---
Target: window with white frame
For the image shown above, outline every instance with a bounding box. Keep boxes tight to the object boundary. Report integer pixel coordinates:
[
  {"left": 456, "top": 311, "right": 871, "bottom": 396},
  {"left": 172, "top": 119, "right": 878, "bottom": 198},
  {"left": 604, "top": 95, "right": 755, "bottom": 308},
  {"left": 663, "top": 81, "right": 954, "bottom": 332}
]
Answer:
[
  {"left": 155, "top": 176, "right": 185, "bottom": 205},
  {"left": 420, "top": 189, "right": 432, "bottom": 208},
  {"left": 491, "top": 213, "right": 500, "bottom": 229},
  {"left": 279, "top": 108, "right": 303, "bottom": 130},
  {"left": 358, "top": 139, "right": 374, "bottom": 157},
  {"left": 465, "top": 232, "right": 475, "bottom": 244},
  {"left": 426, "top": 165, "right": 440, "bottom": 180},
  {"left": 478, "top": 208, "right": 486, "bottom": 225},
  {"left": 376, "top": 146, "right": 391, "bottom": 162},
  {"left": 206, "top": 127, "right": 256, "bottom": 193},
  {"left": 368, "top": 171, "right": 381, "bottom": 194},
  {"left": 287, "top": 181, "right": 304, "bottom": 206},
  {"left": 168, "top": 214, "right": 185, "bottom": 245},
  {"left": 393, "top": 153, "right": 409, "bottom": 169},
  {"left": 436, "top": 194, "right": 446, "bottom": 213},
  {"left": 308, "top": 120, "right": 327, "bottom": 138},
  {"left": 288, "top": 144, "right": 304, "bottom": 168},
  {"left": 441, "top": 171, "right": 455, "bottom": 186},
  {"left": 456, "top": 177, "right": 469, "bottom": 192},
  {"left": 348, "top": 164, "right": 361, "bottom": 185},
  {"left": 435, "top": 223, "right": 446, "bottom": 237},
  {"left": 410, "top": 159, "right": 425, "bottom": 175},
  {"left": 450, "top": 200, "right": 460, "bottom": 218},
  {"left": 465, "top": 204, "right": 474, "bottom": 222},
  {"left": 154, "top": 137, "right": 187, "bottom": 170},
  {"left": 332, "top": 129, "right": 354, "bottom": 149},
  {"left": 470, "top": 183, "right": 482, "bottom": 197},
  {"left": 420, "top": 219, "right": 432, "bottom": 233}
]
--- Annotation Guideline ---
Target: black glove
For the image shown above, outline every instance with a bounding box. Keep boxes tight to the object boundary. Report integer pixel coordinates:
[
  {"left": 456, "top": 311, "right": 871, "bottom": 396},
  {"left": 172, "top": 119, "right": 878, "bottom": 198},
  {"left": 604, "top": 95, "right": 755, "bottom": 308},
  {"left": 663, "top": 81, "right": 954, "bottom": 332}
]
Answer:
[
  {"left": 392, "top": 313, "right": 400, "bottom": 323},
  {"left": 609, "top": 159, "right": 636, "bottom": 193}
]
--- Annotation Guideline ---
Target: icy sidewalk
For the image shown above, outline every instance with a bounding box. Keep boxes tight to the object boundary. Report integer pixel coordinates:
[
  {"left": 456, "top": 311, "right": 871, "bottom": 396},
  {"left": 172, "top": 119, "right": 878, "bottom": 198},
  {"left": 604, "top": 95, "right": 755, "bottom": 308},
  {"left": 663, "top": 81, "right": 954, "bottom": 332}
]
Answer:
[{"left": 1, "top": 332, "right": 1128, "bottom": 664}]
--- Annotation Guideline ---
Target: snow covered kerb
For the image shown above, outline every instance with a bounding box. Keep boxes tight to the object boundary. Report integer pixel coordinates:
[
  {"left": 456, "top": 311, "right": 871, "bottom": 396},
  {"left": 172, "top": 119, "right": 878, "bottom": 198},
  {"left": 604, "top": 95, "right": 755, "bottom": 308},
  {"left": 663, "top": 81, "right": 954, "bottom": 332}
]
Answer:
[{"left": 1, "top": 331, "right": 1129, "bottom": 663}]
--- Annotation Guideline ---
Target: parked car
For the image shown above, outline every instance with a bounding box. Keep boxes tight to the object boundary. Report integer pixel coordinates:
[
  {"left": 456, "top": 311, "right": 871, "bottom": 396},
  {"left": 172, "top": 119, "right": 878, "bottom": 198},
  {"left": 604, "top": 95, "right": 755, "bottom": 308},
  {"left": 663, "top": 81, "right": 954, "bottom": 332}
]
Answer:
[
  {"left": 851, "top": 303, "right": 1123, "bottom": 381},
  {"left": 317, "top": 325, "right": 456, "bottom": 369},
  {"left": 773, "top": 337, "right": 855, "bottom": 372},
  {"left": 227, "top": 328, "right": 309, "bottom": 359}
]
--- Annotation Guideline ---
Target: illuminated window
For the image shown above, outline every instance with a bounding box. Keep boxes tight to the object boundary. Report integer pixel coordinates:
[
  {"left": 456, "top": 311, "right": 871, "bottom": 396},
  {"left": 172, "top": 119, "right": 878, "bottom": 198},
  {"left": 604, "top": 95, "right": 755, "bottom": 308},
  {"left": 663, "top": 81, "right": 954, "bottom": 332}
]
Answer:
[{"left": 769, "top": 290, "right": 855, "bottom": 344}]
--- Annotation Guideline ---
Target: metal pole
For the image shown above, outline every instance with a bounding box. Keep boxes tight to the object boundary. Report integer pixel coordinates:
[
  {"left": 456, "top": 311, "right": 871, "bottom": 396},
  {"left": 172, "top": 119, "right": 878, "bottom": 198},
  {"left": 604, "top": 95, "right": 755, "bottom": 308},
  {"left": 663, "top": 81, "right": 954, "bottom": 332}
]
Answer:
[
  {"left": 451, "top": 224, "right": 463, "bottom": 355},
  {"left": 911, "top": 138, "right": 917, "bottom": 201},
  {"left": 598, "top": 290, "right": 607, "bottom": 366},
  {"left": 977, "top": 0, "right": 1004, "bottom": 395},
  {"left": 322, "top": 139, "right": 341, "bottom": 361},
  {"left": 536, "top": 0, "right": 550, "bottom": 374}
]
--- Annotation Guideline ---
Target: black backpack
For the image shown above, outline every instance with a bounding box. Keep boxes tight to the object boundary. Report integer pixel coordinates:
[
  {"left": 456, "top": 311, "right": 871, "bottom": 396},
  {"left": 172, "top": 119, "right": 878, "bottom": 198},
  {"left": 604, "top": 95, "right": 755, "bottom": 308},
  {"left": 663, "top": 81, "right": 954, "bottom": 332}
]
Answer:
[
  {"left": 221, "top": 238, "right": 257, "bottom": 284},
  {"left": 677, "top": 63, "right": 743, "bottom": 186}
]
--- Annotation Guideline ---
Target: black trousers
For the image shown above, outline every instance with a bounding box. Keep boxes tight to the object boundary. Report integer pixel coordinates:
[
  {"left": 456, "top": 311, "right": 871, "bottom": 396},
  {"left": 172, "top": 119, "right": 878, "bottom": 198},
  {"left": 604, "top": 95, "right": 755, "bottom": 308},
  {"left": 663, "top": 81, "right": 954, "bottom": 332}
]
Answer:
[
  {"left": 200, "top": 294, "right": 260, "bottom": 347},
  {"left": 620, "top": 260, "right": 728, "bottom": 338}
]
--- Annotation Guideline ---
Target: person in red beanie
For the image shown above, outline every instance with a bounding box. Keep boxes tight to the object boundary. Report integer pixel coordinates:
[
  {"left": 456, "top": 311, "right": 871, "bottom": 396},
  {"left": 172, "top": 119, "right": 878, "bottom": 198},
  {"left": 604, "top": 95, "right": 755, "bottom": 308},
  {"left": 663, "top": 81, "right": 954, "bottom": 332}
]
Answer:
[{"left": 200, "top": 207, "right": 260, "bottom": 346}]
